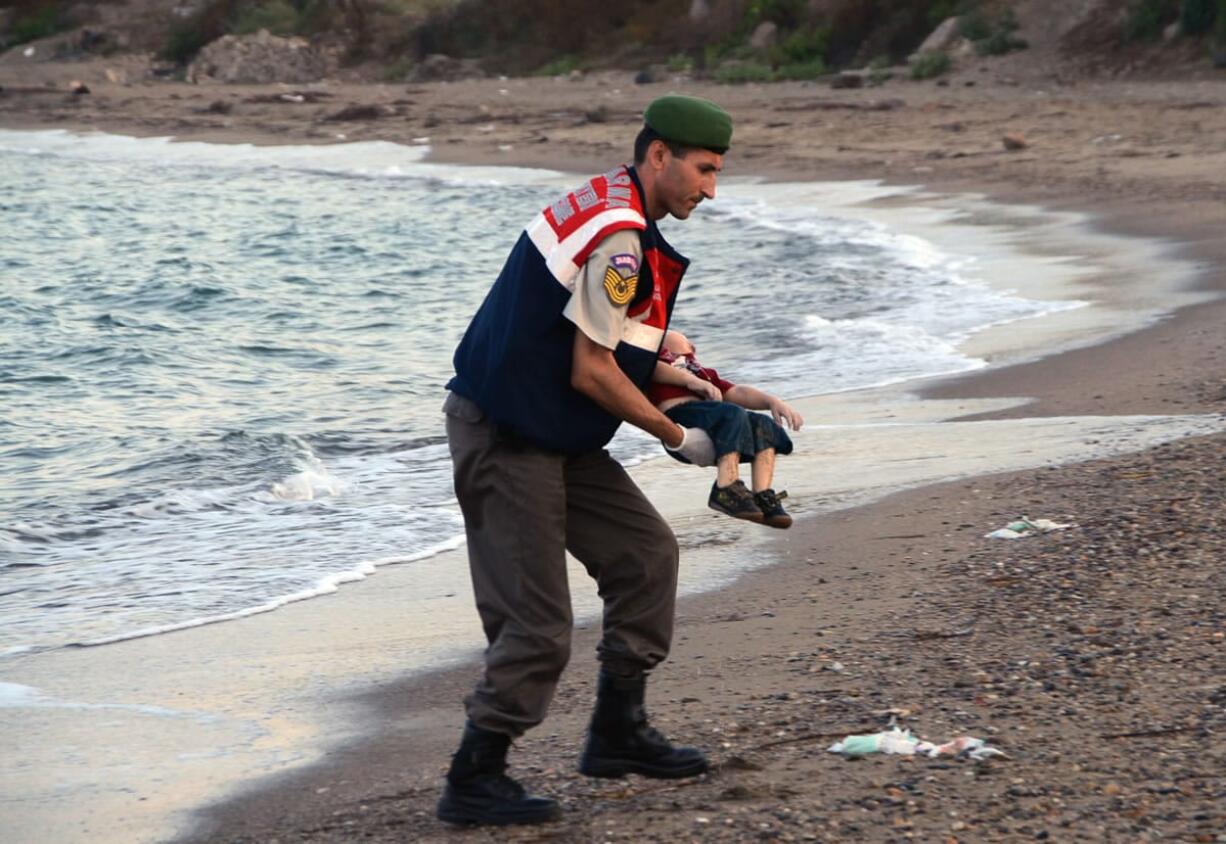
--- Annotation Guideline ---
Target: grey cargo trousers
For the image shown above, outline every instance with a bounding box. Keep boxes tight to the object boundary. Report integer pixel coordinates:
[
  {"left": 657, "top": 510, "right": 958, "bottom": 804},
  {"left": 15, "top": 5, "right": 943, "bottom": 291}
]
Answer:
[{"left": 444, "top": 392, "right": 680, "bottom": 737}]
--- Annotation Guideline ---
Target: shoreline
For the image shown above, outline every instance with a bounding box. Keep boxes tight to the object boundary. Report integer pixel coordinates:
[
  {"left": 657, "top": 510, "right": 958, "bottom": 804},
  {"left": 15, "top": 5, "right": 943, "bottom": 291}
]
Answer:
[{"left": 1, "top": 75, "right": 1223, "bottom": 843}]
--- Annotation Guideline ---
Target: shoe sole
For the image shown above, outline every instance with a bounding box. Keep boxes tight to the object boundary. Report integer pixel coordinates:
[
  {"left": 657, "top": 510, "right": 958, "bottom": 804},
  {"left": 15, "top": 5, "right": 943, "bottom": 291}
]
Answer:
[
  {"left": 762, "top": 516, "right": 792, "bottom": 529},
  {"left": 708, "top": 504, "right": 764, "bottom": 523},
  {"left": 578, "top": 756, "right": 710, "bottom": 779}
]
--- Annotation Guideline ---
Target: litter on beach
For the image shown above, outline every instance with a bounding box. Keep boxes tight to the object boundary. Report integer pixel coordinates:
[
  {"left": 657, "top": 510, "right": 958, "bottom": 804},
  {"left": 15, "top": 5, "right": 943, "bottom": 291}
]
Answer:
[
  {"left": 984, "top": 516, "right": 1072, "bottom": 539},
  {"left": 827, "top": 726, "right": 1007, "bottom": 761}
]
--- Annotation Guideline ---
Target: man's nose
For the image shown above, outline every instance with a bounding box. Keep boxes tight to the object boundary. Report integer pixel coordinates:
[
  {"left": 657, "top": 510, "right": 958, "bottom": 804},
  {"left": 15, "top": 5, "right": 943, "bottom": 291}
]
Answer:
[{"left": 701, "top": 176, "right": 716, "bottom": 200}]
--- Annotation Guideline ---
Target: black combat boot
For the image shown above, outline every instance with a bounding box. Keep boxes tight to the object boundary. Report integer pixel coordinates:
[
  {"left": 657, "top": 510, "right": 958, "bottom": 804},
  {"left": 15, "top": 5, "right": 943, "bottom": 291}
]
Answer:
[
  {"left": 578, "top": 669, "right": 709, "bottom": 779},
  {"left": 436, "top": 721, "right": 561, "bottom": 826}
]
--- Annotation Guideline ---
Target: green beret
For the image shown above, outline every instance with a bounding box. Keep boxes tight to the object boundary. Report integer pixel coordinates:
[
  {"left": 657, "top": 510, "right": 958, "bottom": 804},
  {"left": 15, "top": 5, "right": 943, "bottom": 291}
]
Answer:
[{"left": 643, "top": 94, "right": 732, "bottom": 154}]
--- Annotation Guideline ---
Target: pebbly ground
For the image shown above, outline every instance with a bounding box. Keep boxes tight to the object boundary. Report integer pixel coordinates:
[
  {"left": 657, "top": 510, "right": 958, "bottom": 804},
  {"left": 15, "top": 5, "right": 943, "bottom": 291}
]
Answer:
[{"left": 205, "top": 429, "right": 1224, "bottom": 843}]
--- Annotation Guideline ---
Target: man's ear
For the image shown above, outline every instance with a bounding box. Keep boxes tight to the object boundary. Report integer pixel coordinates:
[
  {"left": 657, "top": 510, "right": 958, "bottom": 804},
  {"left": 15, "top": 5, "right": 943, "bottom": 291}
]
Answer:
[{"left": 646, "top": 139, "right": 669, "bottom": 172}]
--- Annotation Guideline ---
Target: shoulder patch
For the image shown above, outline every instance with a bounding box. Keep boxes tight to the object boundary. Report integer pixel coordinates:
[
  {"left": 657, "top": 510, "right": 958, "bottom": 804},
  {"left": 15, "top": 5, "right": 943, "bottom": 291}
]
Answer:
[
  {"left": 609, "top": 252, "right": 639, "bottom": 274},
  {"left": 603, "top": 254, "right": 638, "bottom": 306}
]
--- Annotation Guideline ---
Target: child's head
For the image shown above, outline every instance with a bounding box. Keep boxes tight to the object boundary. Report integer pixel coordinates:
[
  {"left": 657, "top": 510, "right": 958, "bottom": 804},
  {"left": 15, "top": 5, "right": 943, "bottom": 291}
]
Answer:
[{"left": 663, "top": 329, "right": 695, "bottom": 357}]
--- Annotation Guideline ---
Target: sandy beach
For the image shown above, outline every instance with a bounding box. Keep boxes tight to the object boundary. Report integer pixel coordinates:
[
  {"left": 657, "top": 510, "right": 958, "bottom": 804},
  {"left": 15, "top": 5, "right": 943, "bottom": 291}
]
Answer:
[{"left": 2, "top": 53, "right": 1225, "bottom": 844}]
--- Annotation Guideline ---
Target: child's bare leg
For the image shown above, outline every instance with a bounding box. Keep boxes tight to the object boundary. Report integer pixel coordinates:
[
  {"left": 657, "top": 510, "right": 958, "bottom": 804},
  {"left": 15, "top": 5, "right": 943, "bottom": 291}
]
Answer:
[
  {"left": 750, "top": 448, "right": 776, "bottom": 492},
  {"left": 716, "top": 452, "right": 739, "bottom": 487}
]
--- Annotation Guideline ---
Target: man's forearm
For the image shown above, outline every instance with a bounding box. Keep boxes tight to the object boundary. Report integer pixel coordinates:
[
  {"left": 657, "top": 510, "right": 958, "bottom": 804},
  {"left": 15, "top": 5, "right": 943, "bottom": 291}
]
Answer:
[{"left": 574, "top": 336, "right": 684, "bottom": 446}]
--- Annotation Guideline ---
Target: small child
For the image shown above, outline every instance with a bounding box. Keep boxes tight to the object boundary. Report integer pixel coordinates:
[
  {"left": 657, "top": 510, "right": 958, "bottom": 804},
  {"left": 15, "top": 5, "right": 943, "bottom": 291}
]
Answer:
[{"left": 649, "top": 329, "right": 803, "bottom": 528}]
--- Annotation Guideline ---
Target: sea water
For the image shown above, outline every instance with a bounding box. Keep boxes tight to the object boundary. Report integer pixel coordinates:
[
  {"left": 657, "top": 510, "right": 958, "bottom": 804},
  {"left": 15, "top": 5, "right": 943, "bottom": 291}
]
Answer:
[{"left": 0, "top": 130, "right": 1077, "bottom": 655}]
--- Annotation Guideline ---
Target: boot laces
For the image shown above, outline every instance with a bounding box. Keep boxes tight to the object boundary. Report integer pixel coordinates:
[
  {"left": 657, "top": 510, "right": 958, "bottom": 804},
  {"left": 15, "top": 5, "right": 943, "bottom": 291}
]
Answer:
[
  {"left": 640, "top": 723, "right": 669, "bottom": 746},
  {"left": 488, "top": 773, "right": 526, "bottom": 799},
  {"left": 631, "top": 706, "right": 671, "bottom": 747}
]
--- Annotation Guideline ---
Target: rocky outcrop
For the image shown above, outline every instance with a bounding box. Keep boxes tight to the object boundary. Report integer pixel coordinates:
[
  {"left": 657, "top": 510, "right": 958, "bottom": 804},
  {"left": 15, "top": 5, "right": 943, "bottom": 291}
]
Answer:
[
  {"left": 187, "top": 30, "right": 330, "bottom": 84},
  {"left": 916, "top": 16, "right": 962, "bottom": 55},
  {"left": 749, "top": 21, "right": 778, "bottom": 50}
]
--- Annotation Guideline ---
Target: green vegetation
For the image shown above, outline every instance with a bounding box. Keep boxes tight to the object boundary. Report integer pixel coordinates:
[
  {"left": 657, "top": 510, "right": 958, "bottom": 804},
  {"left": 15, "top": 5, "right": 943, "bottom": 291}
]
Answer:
[
  {"left": 769, "top": 24, "right": 829, "bottom": 66},
  {"left": 701, "top": 0, "right": 830, "bottom": 82},
  {"left": 1125, "top": 0, "right": 1179, "bottom": 41},
  {"left": 775, "top": 58, "right": 827, "bottom": 79},
  {"left": 910, "top": 49, "right": 951, "bottom": 79},
  {"left": 534, "top": 54, "right": 580, "bottom": 76},
  {"left": 714, "top": 60, "right": 775, "bottom": 84},
  {"left": 926, "top": 0, "right": 975, "bottom": 28},
  {"left": 666, "top": 53, "right": 693, "bottom": 73},
  {"left": 232, "top": 1, "right": 302, "bottom": 36},
  {"left": 957, "top": 8, "right": 993, "bottom": 42},
  {"left": 867, "top": 54, "right": 892, "bottom": 86},
  {"left": 742, "top": 0, "right": 809, "bottom": 32},
  {"left": 1216, "top": 0, "right": 1226, "bottom": 44},
  {"left": 162, "top": 0, "right": 254, "bottom": 63},
  {"left": 2, "top": 2, "right": 69, "bottom": 49},
  {"left": 706, "top": 17, "right": 828, "bottom": 83},
  {"left": 383, "top": 54, "right": 414, "bottom": 81},
  {"left": 956, "top": 6, "right": 1028, "bottom": 55},
  {"left": 974, "top": 9, "right": 1027, "bottom": 55},
  {"left": 162, "top": 23, "right": 216, "bottom": 64},
  {"left": 1180, "top": 0, "right": 1218, "bottom": 34}
]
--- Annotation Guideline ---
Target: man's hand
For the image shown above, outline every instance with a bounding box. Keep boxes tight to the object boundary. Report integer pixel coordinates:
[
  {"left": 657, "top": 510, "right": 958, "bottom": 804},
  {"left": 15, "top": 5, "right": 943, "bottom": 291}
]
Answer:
[
  {"left": 665, "top": 426, "right": 716, "bottom": 466},
  {"left": 769, "top": 398, "right": 804, "bottom": 431},
  {"left": 689, "top": 377, "right": 722, "bottom": 402}
]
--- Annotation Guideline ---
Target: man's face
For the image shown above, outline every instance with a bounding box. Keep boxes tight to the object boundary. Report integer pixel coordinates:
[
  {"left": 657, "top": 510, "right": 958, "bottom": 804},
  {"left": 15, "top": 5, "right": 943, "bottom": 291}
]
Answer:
[{"left": 655, "top": 145, "right": 723, "bottom": 220}]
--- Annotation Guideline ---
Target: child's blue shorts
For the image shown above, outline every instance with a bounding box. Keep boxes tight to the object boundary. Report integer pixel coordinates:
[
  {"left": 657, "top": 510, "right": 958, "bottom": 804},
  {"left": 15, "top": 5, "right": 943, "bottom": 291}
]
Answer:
[{"left": 663, "top": 401, "right": 793, "bottom": 464}]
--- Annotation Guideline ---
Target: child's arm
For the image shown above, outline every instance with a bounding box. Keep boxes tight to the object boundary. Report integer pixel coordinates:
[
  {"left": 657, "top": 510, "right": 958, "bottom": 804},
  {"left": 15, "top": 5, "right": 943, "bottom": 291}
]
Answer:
[
  {"left": 653, "top": 360, "right": 722, "bottom": 401},
  {"left": 723, "top": 384, "right": 804, "bottom": 431}
]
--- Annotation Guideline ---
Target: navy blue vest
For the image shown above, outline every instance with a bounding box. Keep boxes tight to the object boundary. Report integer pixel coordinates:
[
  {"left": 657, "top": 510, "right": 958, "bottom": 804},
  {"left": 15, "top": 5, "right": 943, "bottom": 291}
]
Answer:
[{"left": 447, "top": 166, "right": 689, "bottom": 454}]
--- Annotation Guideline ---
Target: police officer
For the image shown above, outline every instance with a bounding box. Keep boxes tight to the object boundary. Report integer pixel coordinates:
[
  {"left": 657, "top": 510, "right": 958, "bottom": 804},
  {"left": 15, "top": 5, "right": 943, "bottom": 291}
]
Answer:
[{"left": 438, "top": 94, "right": 732, "bottom": 826}]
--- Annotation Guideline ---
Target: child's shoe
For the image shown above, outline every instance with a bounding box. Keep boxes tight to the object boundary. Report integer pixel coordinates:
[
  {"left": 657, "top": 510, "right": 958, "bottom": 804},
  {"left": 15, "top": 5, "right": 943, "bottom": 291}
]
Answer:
[
  {"left": 708, "top": 480, "right": 764, "bottom": 523},
  {"left": 753, "top": 489, "right": 791, "bottom": 529}
]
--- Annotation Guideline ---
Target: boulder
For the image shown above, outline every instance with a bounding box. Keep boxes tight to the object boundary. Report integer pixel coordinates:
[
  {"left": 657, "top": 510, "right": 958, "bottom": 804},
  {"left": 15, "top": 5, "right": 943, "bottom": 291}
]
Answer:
[
  {"left": 187, "top": 30, "right": 329, "bottom": 84},
  {"left": 407, "top": 53, "right": 485, "bottom": 82},
  {"left": 584, "top": 104, "right": 611, "bottom": 123},
  {"left": 324, "top": 104, "right": 389, "bottom": 122},
  {"left": 830, "top": 70, "right": 864, "bottom": 89},
  {"left": 749, "top": 21, "right": 778, "bottom": 50},
  {"left": 1002, "top": 132, "right": 1028, "bottom": 151},
  {"left": 916, "top": 17, "right": 961, "bottom": 55},
  {"left": 634, "top": 65, "right": 667, "bottom": 84}
]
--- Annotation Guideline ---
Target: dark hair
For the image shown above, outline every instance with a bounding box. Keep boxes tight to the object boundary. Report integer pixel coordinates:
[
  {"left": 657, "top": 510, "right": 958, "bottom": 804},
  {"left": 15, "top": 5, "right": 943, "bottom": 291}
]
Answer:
[{"left": 633, "top": 126, "right": 694, "bottom": 164}]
